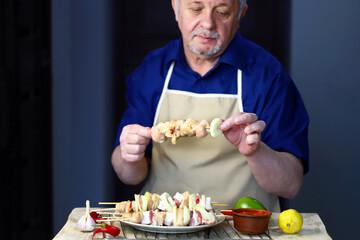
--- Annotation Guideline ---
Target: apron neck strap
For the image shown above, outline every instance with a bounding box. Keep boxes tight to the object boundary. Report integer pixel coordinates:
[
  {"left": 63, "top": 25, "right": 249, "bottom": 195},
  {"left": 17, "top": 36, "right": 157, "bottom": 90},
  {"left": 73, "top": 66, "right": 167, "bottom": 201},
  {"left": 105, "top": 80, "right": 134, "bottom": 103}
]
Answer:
[
  {"left": 164, "top": 61, "right": 175, "bottom": 90},
  {"left": 237, "top": 68, "right": 243, "bottom": 112},
  {"left": 153, "top": 61, "right": 175, "bottom": 125},
  {"left": 154, "top": 61, "right": 243, "bottom": 125}
]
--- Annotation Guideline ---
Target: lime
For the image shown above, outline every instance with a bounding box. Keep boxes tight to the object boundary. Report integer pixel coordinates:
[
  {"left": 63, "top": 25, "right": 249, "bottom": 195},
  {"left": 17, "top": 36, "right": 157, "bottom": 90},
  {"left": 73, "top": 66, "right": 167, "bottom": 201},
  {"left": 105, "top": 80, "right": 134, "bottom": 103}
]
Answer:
[
  {"left": 234, "top": 197, "right": 267, "bottom": 210},
  {"left": 278, "top": 209, "right": 303, "bottom": 234}
]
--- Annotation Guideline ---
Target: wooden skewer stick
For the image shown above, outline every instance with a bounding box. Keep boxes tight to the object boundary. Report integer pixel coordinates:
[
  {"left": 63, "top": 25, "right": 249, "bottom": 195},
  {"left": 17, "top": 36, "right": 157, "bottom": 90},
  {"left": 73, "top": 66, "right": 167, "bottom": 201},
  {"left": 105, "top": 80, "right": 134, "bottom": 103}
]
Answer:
[
  {"left": 220, "top": 209, "right": 232, "bottom": 212},
  {"left": 98, "top": 202, "right": 120, "bottom": 205},
  {"left": 97, "top": 217, "right": 131, "bottom": 222},
  {"left": 96, "top": 219, "right": 115, "bottom": 222},
  {"left": 95, "top": 211, "right": 121, "bottom": 215},
  {"left": 96, "top": 219, "right": 125, "bottom": 222},
  {"left": 216, "top": 214, "right": 228, "bottom": 218},
  {"left": 91, "top": 208, "right": 116, "bottom": 212},
  {"left": 212, "top": 203, "right": 228, "bottom": 207}
]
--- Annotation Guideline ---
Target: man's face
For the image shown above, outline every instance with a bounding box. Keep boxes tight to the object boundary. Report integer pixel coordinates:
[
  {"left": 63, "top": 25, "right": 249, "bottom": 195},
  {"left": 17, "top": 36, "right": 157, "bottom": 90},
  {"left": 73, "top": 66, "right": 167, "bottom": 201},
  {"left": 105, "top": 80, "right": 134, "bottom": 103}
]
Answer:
[{"left": 173, "top": 0, "right": 240, "bottom": 58}]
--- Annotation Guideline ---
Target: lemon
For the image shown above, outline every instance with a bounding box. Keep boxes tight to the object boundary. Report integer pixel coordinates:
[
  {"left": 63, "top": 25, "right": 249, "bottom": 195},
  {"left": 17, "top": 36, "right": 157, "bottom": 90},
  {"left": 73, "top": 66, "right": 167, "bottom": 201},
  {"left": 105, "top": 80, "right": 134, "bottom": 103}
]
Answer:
[{"left": 278, "top": 209, "right": 303, "bottom": 234}]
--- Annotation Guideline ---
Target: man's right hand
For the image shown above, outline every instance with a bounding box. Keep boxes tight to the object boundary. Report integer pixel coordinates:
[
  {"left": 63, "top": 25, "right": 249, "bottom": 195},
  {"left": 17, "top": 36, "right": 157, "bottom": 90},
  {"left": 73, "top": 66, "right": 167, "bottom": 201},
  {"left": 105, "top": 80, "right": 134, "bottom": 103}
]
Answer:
[
  {"left": 119, "top": 124, "right": 152, "bottom": 162},
  {"left": 112, "top": 124, "right": 152, "bottom": 185}
]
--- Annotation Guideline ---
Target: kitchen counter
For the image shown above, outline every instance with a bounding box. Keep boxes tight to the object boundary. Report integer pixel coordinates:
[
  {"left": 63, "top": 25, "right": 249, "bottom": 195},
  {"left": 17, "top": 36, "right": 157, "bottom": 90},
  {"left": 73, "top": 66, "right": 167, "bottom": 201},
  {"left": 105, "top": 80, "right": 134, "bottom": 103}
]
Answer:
[{"left": 53, "top": 208, "right": 332, "bottom": 239}]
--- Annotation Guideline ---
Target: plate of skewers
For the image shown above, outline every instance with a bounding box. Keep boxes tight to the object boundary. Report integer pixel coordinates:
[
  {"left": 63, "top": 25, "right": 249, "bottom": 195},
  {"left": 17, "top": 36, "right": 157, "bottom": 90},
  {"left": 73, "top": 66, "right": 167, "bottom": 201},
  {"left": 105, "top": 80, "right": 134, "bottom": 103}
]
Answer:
[{"left": 97, "top": 191, "right": 227, "bottom": 234}]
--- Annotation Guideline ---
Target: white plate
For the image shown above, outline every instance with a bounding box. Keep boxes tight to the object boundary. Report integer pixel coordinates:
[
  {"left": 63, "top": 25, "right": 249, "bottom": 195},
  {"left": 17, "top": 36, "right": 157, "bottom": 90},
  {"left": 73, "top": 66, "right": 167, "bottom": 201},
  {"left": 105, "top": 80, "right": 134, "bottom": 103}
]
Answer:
[{"left": 120, "top": 217, "right": 225, "bottom": 234}]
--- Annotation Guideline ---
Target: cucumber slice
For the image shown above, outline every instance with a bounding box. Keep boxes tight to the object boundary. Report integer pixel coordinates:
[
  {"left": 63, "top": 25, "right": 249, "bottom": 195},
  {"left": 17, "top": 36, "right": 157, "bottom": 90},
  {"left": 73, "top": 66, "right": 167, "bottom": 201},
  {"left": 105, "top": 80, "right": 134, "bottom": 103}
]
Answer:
[
  {"left": 134, "top": 194, "right": 142, "bottom": 212},
  {"left": 183, "top": 206, "right": 190, "bottom": 226},
  {"left": 142, "top": 192, "right": 151, "bottom": 211},
  {"left": 210, "top": 118, "right": 223, "bottom": 137},
  {"left": 173, "top": 206, "right": 178, "bottom": 226},
  {"left": 160, "top": 192, "right": 174, "bottom": 213}
]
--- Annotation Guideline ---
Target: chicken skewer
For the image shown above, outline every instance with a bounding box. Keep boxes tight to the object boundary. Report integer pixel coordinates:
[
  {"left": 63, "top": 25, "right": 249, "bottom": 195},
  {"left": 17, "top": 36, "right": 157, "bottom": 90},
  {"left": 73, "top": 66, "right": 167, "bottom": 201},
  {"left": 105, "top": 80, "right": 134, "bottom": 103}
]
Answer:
[
  {"left": 119, "top": 206, "right": 217, "bottom": 226},
  {"left": 115, "top": 192, "right": 213, "bottom": 214},
  {"left": 96, "top": 191, "right": 220, "bottom": 227},
  {"left": 151, "top": 118, "right": 222, "bottom": 144}
]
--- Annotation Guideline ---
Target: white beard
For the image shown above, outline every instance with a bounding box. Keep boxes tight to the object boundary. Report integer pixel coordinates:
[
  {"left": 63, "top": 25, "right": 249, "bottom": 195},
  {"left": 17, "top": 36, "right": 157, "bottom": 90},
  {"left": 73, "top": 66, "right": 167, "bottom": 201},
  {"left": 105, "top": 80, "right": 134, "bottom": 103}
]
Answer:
[{"left": 189, "top": 29, "right": 221, "bottom": 56}]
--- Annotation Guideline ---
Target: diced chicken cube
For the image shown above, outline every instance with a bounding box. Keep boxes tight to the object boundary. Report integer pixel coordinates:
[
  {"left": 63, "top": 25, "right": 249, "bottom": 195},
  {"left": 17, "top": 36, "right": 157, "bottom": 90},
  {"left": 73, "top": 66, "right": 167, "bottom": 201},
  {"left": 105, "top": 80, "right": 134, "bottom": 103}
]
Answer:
[
  {"left": 189, "top": 210, "right": 202, "bottom": 226},
  {"left": 164, "top": 212, "right": 174, "bottom": 226},
  {"left": 141, "top": 211, "right": 154, "bottom": 225}
]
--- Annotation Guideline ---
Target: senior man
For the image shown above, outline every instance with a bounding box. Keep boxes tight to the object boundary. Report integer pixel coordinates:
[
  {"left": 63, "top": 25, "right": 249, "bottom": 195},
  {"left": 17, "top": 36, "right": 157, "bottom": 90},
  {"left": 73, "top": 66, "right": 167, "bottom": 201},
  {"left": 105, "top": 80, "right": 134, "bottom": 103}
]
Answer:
[{"left": 112, "top": 0, "right": 309, "bottom": 211}]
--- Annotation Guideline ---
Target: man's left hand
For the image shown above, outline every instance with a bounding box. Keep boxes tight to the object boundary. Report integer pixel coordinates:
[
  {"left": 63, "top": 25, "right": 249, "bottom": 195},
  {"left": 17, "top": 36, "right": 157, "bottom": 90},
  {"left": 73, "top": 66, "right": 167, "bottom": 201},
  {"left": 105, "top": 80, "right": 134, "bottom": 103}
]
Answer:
[{"left": 220, "top": 112, "right": 266, "bottom": 156}]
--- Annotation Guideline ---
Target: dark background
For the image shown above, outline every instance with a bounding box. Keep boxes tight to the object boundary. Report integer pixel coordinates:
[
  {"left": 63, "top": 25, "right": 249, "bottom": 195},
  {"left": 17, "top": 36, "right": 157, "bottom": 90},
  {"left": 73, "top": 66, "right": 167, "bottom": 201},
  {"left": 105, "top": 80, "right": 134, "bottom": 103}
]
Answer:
[{"left": 1, "top": 0, "right": 360, "bottom": 240}]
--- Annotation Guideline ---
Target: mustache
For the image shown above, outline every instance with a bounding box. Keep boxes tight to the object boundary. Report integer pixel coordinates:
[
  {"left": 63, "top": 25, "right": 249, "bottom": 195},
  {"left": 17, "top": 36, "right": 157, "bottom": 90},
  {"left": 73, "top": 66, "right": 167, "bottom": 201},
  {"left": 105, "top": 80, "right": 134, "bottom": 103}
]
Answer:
[{"left": 191, "top": 29, "right": 219, "bottom": 40}]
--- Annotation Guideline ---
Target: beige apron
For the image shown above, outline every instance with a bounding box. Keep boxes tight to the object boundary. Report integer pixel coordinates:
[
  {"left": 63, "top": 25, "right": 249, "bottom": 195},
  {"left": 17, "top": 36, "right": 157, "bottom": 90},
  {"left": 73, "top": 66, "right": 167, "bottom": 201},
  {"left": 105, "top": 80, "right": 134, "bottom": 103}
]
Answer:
[{"left": 142, "top": 61, "right": 280, "bottom": 211}]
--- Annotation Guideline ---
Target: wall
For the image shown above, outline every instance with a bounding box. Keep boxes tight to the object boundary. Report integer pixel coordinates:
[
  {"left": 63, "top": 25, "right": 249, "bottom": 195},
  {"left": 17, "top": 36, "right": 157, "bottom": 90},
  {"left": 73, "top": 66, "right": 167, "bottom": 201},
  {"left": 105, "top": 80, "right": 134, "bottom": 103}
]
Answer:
[
  {"left": 51, "top": 0, "right": 114, "bottom": 234},
  {"left": 289, "top": 1, "right": 360, "bottom": 239}
]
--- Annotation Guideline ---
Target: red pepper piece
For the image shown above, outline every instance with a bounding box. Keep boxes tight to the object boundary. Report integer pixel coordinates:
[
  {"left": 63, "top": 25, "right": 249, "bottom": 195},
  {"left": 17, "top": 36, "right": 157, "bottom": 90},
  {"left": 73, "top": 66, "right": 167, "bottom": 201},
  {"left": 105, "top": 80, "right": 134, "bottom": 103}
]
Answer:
[
  {"left": 90, "top": 211, "right": 107, "bottom": 223},
  {"left": 92, "top": 224, "right": 120, "bottom": 239},
  {"left": 105, "top": 224, "right": 120, "bottom": 236},
  {"left": 196, "top": 198, "right": 200, "bottom": 204},
  {"left": 90, "top": 211, "right": 99, "bottom": 219},
  {"left": 221, "top": 208, "right": 234, "bottom": 216},
  {"left": 170, "top": 128, "right": 174, "bottom": 134}
]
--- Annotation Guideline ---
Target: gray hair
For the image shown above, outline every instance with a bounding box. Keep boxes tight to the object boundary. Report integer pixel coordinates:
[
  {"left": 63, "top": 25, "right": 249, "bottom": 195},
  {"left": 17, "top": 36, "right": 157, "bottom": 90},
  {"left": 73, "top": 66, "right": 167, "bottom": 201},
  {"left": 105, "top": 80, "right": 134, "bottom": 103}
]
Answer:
[
  {"left": 175, "top": 0, "right": 247, "bottom": 20},
  {"left": 238, "top": 0, "right": 248, "bottom": 20}
]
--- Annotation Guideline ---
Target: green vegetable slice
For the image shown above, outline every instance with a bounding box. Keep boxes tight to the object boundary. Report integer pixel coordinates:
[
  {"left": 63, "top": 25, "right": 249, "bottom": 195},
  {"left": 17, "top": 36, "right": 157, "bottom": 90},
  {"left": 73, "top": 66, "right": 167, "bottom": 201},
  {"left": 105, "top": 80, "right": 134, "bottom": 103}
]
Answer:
[{"left": 210, "top": 118, "right": 223, "bottom": 137}]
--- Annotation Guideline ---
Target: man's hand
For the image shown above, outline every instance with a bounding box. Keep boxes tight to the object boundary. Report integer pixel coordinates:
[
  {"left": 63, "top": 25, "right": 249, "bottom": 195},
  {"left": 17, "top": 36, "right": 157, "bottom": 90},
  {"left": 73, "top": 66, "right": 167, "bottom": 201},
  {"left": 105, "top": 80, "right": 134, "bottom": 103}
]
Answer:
[
  {"left": 112, "top": 124, "right": 151, "bottom": 185},
  {"left": 219, "top": 112, "right": 303, "bottom": 199},
  {"left": 220, "top": 112, "right": 266, "bottom": 156},
  {"left": 120, "top": 124, "right": 152, "bottom": 162}
]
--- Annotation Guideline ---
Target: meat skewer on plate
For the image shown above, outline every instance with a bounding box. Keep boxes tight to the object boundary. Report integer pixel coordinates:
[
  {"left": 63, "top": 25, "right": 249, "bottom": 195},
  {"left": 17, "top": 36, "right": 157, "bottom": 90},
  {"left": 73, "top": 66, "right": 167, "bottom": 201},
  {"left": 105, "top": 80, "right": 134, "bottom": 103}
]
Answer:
[
  {"left": 115, "top": 191, "right": 213, "bottom": 214},
  {"left": 110, "top": 191, "right": 220, "bottom": 227},
  {"left": 121, "top": 205, "right": 217, "bottom": 227}
]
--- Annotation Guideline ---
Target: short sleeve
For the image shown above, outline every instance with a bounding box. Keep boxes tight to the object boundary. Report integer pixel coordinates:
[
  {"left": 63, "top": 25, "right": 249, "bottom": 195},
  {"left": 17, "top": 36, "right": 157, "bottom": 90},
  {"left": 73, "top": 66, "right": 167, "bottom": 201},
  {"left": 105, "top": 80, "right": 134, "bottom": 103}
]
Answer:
[
  {"left": 260, "top": 69, "right": 310, "bottom": 174},
  {"left": 114, "top": 72, "right": 154, "bottom": 148}
]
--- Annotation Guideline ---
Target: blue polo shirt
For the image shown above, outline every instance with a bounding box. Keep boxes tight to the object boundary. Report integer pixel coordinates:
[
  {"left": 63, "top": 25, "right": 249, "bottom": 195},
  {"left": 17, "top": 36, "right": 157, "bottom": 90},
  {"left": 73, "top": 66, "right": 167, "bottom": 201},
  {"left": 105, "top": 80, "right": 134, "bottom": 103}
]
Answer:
[{"left": 115, "top": 31, "right": 310, "bottom": 174}]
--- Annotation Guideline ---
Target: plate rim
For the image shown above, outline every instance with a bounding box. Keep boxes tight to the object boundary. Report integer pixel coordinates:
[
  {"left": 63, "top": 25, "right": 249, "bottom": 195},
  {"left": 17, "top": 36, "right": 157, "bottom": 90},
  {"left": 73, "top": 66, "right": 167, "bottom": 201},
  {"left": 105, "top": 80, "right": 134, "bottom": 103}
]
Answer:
[{"left": 119, "top": 217, "right": 225, "bottom": 234}]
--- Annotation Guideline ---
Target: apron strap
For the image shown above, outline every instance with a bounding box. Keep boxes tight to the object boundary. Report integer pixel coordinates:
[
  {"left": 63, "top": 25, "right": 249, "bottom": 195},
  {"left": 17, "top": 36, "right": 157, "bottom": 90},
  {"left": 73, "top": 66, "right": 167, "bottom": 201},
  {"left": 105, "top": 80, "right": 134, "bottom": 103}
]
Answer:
[
  {"left": 237, "top": 69, "right": 243, "bottom": 112},
  {"left": 154, "top": 61, "right": 243, "bottom": 124},
  {"left": 153, "top": 61, "right": 175, "bottom": 126}
]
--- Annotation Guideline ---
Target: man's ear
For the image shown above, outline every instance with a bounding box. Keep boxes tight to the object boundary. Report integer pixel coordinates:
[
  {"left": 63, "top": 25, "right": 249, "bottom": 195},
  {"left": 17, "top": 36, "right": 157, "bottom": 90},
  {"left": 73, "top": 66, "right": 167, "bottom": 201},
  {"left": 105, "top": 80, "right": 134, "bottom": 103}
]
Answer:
[
  {"left": 171, "top": 0, "right": 179, "bottom": 21},
  {"left": 240, "top": 5, "right": 248, "bottom": 18}
]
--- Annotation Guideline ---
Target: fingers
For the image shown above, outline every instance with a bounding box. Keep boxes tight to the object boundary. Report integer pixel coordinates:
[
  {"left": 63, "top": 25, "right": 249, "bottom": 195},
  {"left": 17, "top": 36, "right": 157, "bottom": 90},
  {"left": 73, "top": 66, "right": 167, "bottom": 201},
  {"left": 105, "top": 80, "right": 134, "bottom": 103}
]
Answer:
[
  {"left": 220, "top": 112, "right": 259, "bottom": 131},
  {"left": 244, "top": 120, "right": 265, "bottom": 145},
  {"left": 234, "top": 112, "right": 258, "bottom": 125},
  {"left": 244, "top": 120, "right": 266, "bottom": 135},
  {"left": 123, "top": 143, "right": 148, "bottom": 155},
  {"left": 120, "top": 124, "right": 151, "bottom": 162},
  {"left": 245, "top": 133, "right": 261, "bottom": 145},
  {"left": 126, "top": 125, "right": 152, "bottom": 139},
  {"left": 120, "top": 143, "right": 147, "bottom": 161},
  {"left": 220, "top": 113, "right": 266, "bottom": 154}
]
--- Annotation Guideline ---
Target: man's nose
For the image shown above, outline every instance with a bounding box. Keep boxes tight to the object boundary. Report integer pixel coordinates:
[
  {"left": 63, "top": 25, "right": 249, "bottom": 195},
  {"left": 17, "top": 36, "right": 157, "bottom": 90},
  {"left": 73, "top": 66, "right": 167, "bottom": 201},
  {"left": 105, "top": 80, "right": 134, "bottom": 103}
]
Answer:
[{"left": 200, "top": 11, "right": 216, "bottom": 29}]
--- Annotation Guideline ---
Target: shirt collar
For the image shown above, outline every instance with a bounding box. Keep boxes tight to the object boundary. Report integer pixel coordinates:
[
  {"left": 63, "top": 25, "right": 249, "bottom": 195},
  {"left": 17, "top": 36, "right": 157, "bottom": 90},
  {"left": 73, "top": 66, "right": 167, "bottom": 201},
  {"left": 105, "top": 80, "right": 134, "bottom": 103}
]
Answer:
[
  {"left": 164, "top": 38, "right": 182, "bottom": 67},
  {"left": 219, "top": 31, "right": 249, "bottom": 71}
]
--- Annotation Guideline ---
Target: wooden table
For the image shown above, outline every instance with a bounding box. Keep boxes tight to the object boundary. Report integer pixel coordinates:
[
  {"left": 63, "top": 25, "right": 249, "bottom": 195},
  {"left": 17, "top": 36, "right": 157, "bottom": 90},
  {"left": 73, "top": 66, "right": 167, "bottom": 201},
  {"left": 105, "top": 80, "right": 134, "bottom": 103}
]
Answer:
[{"left": 53, "top": 208, "right": 332, "bottom": 240}]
